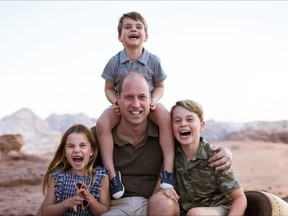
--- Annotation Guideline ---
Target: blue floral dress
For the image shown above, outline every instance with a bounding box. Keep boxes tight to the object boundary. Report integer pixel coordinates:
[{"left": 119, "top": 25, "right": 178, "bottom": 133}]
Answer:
[{"left": 52, "top": 166, "right": 109, "bottom": 216}]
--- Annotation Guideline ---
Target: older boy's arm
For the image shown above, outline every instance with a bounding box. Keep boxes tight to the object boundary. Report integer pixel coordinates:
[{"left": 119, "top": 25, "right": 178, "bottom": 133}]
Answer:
[
  {"left": 209, "top": 145, "right": 233, "bottom": 173},
  {"left": 228, "top": 188, "right": 247, "bottom": 216}
]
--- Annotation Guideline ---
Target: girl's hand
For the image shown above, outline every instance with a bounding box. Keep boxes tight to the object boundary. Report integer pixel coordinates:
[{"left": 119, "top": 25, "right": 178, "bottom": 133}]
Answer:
[
  {"left": 66, "top": 195, "right": 83, "bottom": 212},
  {"left": 74, "top": 182, "right": 89, "bottom": 210}
]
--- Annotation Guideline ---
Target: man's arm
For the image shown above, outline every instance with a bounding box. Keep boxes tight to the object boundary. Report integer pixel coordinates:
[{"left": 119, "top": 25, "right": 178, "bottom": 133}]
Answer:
[{"left": 209, "top": 145, "right": 233, "bottom": 174}]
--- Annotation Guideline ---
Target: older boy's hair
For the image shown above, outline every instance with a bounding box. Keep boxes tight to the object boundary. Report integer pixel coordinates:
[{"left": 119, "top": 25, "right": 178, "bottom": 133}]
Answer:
[
  {"left": 117, "top": 11, "right": 148, "bottom": 36},
  {"left": 171, "top": 99, "right": 204, "bottom": 122}
]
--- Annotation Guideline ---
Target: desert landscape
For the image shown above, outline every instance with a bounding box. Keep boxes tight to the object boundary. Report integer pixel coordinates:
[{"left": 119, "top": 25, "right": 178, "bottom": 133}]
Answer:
[{"left": 0, "top": 140, "right": 288, "bottom": 216}]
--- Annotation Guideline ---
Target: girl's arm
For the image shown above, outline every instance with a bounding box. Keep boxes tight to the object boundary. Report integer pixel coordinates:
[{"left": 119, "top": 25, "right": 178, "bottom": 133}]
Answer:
[
  {"left": 228, "top": 188, "right": 247, "bottom": 216},
  {"left": 86, "top": 174, "right": 110, "bottom": 215},
  {"left": 42, "top": 178, "right": 83, "bottom": 216}
]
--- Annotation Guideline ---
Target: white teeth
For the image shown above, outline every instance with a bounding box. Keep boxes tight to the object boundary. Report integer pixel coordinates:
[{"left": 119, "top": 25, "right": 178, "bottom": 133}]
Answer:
[
  {"left": 131, "top": 111, "right": 141, "bottom": 115},
  {"left": 129, "top": 35, "right": 139, "bottom": 39}
]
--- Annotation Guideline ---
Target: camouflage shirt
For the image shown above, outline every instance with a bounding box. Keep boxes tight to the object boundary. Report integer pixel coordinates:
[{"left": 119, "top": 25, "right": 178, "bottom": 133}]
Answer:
[{"left": 174, "top": 137, "right": 241, "bottom": 213}]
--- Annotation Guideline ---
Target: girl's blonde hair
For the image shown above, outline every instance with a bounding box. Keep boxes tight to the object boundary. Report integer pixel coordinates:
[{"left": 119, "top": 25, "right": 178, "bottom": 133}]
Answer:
[
  {"left": 42, "top": 124, "right": 98, "bottom": 194},
  {"left": 170, "top": 99, "right": 204, "bottom": 122}
]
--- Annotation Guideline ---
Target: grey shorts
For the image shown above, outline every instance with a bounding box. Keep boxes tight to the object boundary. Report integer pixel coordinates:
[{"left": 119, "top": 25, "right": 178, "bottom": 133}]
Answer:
[
  {"left": 180, "top": 205, "right": 230, "bottom": 216},
  {"left": 214, "top": 205, "right": 230, "bottom": 216},
  {"left": 102, "top": 196, "right": 148, "bottom": 216}
]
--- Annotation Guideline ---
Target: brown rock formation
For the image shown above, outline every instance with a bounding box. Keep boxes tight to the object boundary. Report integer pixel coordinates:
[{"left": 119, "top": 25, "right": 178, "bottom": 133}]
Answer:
[{"left": 0, "top": 134, "right": 24, "bottom": 153}]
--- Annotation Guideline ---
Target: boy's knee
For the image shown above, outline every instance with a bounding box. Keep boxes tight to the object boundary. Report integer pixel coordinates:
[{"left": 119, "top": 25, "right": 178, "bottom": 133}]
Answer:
[{"left": 148, "top": 193, "right": 178, "bottom": 215}]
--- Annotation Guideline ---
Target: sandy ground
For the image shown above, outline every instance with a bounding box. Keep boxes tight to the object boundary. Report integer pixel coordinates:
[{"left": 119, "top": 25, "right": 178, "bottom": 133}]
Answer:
[{"left": 0, "top": 141, "right": 288, "bottom": 216}]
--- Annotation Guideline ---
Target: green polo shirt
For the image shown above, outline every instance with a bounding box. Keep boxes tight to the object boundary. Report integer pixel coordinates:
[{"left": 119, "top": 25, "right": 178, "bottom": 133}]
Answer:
[
  {"left": 112, "top": 119, "right": 163, "bottom": 199},
  {"left": 174, "top": 137, "right": 241, "bottom": 212}
]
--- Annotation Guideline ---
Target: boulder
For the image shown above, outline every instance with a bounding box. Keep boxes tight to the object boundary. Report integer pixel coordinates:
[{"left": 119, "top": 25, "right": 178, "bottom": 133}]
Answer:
[{"left": 0, "top": 134, "right": 24, "bottom": 153}]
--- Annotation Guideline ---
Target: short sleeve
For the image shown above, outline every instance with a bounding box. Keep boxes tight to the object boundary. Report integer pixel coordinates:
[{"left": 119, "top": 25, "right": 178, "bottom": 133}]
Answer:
[
  {"left": 90, "top": 166, "right": 109, "bottom": 199},
  {"left": 51, "top": 172, "right": 65, "bottom": 203}
]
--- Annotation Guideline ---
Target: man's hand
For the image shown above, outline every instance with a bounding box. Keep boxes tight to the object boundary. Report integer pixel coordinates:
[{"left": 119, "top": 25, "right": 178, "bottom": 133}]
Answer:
[
  {"left": 150, "top": 98, "right": 157, "bottom": 111},
  {"left": 209, "top": 145, "right": 233, "bottom": 174},
  {"left": 113, "top": 101, "right": 121, "bottom": 116}
]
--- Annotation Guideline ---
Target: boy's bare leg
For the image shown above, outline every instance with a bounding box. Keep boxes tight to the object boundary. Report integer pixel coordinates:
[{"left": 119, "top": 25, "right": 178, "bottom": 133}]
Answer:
[
  {"left": 148, "top": 190, "right": 179, "bottom": 216},
  {"left": 149, "top": 104, "right": 175, "bottom": 187},
  {"left": 96, "top": 108, "right": 124, "bottom": 199}
]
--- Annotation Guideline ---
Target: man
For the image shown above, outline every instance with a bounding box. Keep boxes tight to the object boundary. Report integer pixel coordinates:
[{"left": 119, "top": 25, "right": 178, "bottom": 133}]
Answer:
[{"left": 92, "top": 71, "right": 232, "bottom": 215}]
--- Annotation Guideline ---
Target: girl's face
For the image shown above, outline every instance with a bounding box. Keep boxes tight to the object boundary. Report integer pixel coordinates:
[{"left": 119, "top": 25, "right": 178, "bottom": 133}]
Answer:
[
  {"left": 172, "top": 106, "right": 205, "bottom": 146},
  {"left": 64, "top": 132, "right": 94, "bottom": 175},
  {"left": 118, "top": 17, "right": 148, "bottom": 48}
]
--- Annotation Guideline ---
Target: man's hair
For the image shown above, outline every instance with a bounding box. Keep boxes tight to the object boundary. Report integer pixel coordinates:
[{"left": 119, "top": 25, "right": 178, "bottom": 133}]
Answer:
[
  {"left": 117, "top": 11, "right": 148, "bottom": 36},
  {"left": 117, "top": 71, "right": 149, "bottom": 94}
]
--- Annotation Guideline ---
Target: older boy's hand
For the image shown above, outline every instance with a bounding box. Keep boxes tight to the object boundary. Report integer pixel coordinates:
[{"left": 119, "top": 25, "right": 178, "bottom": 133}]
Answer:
[
  {"left": 209, "top": 145, "right": 233, "bottom": 174},
  {"left": 162, "top": 188, "right": 180, "bottom": 204}
]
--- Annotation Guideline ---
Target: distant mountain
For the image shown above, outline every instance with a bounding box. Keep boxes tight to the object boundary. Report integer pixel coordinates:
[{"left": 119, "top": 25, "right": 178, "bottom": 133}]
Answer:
[
  {"left": 47, "top": 113, "right": 96, "bottom": 133},
  {"left": 202, "top": 120, "right": 244, "bottom": 142},
  {"left": 0, "top": 108, "right": 97, "bottom": 154},
  {"left": 204, "top": 119, "right": 288, "bottom": 144},
  {"left": 0, "top": 108, "right": 287, "bottom": 154}
]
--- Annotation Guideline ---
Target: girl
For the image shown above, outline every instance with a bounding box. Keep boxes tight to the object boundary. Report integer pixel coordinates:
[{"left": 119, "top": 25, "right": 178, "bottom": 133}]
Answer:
[{"left": 41, "top": 124, "right": 110, "bottom": 216}]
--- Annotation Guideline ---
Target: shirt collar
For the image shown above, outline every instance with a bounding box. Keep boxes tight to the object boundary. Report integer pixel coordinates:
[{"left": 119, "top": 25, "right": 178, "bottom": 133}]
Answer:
[
  {"left": 176, "top": 137, "right": 209, "bottom": 160},
  {"left": 112, "top": 119, "right": 158, "bottom": 147},
  {"left": 119, "top": 48, "right": 149, "bottom": 65}
]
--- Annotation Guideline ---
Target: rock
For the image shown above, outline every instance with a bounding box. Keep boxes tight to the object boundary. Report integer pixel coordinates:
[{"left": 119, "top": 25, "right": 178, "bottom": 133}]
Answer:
[
  {"left": 7, "top": 150, "right": 24, "bottom": 159},
  {"left": 0, "top": 134, "right": 24, "bottom": 153}
]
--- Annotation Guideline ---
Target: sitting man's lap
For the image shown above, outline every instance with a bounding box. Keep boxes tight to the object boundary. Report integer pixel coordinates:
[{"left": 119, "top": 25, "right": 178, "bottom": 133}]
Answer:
[{"left": 102, "top": 196, "right": 147, "bottom": 216}]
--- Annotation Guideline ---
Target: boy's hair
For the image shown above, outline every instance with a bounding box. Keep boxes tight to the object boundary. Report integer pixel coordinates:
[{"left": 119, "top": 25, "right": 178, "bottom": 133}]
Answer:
[
  {"left": 42, "top": 124, "right": 98, "bottom": 194},
  {"left": 117, "top": 11, "right": 148, "bottom": 36},
  {"left": 171, "top": 99, "right": 204, "bottom": 122}
]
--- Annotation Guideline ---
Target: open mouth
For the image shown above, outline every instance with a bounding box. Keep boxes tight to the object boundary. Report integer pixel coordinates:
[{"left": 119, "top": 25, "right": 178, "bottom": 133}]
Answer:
[
  {"left": 129, "top": 35, "right": 139, "bottom": 39},
  {"left": 130, "top": 110, "right": 142, "bottom": 115},
  {"left": 179, "top": 130, "right": 191, "bottom": 137},
  {"left": 73, "top": 156, "right": 83, "bottom": 163}
]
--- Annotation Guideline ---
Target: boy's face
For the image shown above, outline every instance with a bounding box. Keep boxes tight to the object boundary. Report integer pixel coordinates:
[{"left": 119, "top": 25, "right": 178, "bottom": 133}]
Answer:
[
  {"left": 172, "top": 106, "right": 205, "bottom": 146},
  {"left": 118, "top": 17, "right": 148, "bottom": 48}
]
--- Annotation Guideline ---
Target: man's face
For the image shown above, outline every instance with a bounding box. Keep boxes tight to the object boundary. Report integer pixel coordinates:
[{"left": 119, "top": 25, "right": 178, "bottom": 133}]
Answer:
[{"left": 118, "top": 73, "right": 151, "bottom": 125}]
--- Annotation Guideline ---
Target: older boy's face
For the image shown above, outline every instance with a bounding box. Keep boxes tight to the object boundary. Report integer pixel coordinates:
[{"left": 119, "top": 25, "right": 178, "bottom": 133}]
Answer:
[
  {"left": 172, "top": 106, "right": 204, "bottom": 146},
  {"left": 118, "top": 74, "right": 151, "bottom": 125},
  {"left": 118, "top": 17, "right": 148, "bottom": 47}
]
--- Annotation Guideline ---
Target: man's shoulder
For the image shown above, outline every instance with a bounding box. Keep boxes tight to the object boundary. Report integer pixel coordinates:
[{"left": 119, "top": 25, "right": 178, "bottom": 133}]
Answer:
[
  {"left": 91, "top": 126, "right": 97, "bottom": 139},
  {"left": 147, "top": 119, "right": 159, "bottom": 137}
]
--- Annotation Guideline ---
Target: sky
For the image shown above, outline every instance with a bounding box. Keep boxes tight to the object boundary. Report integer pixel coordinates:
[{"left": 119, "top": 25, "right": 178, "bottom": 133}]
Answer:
[{"left": 1, "top": 1, "right": 288, "bottom": 122}]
